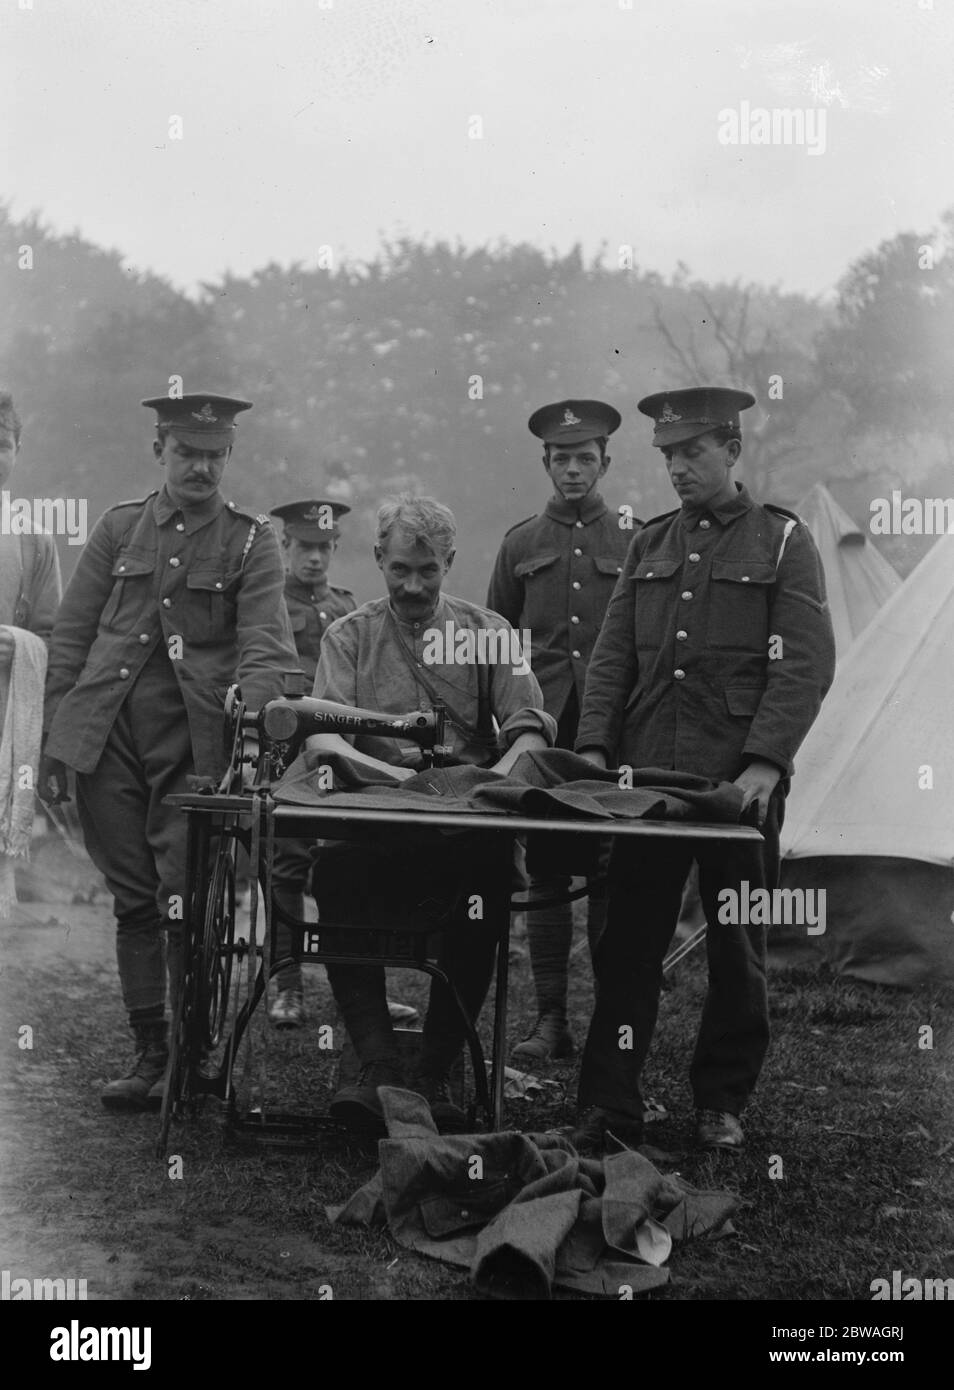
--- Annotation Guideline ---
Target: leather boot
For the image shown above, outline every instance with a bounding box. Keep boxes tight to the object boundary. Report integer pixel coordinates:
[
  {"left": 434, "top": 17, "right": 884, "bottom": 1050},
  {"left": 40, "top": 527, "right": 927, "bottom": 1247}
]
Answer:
[
  {"left": 511, "top": 1010, "right": 575, "bottom": 1065},
  {"left": 101, "top": 1020, "right": 168, "bottom": 1111}
]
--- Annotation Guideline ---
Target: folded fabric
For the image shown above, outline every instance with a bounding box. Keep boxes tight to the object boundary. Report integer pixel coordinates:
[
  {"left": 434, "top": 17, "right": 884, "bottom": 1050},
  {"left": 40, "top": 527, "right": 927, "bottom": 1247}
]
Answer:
[
  {"left": 328, "top": 1086, "right": 737, "bottom": 1299},
  {"left": 0, "top": 627, "right": 47, "bottom": 918},
  {"left": 274, "top": 748, "right": 741, "bottom": 820}
]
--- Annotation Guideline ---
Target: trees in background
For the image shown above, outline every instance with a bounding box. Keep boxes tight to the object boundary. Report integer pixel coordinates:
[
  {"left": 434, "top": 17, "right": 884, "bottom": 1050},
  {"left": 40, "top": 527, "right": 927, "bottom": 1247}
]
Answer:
[{"left": 3, "top": 204, "right": 949, "bottom": 593}]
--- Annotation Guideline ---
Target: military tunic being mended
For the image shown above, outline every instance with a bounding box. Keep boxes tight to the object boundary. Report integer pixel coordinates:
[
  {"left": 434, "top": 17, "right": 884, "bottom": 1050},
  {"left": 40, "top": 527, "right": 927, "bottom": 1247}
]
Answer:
[
  {"left": 486, "top": 493, "right": 635, "bottom": 719},
  {"left": 575, "top": 484, "right": 836, "bottom": 782}
]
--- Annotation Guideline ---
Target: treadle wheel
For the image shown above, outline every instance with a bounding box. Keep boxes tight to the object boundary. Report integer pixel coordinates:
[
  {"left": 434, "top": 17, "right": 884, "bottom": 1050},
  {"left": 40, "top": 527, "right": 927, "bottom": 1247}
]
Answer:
[{"left": 198, "top": 830, "right": 238, "bottom": 1048}]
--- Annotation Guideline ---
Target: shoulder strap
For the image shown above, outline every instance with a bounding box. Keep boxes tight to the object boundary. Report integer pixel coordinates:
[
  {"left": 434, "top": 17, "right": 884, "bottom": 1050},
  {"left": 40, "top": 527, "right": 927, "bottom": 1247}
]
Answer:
[{"left": 385, "top": 608, "right": 496, "bottom": 750}]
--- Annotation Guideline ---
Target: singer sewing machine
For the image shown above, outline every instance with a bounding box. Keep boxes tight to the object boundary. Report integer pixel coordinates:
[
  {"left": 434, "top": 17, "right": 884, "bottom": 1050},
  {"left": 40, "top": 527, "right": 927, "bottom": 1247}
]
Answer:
[
  {"left": 158, "top": 673, "right": 763, "bottom": 1156},
  {"left": 157, "top": 672, "right": 497, "bottom": 1154},
  {"left": 221, "top": 669, "right": 452, "bottom": 788}
]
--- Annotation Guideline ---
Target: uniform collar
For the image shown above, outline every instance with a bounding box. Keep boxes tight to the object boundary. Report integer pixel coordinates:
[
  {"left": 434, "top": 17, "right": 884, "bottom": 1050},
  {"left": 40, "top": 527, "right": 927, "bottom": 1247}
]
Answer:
[
  {"left": 679, "top": 481, "right": 754, "bottom": 529},
  {"left": 544, "top": 491, "right": 607, "bottom": 526},
  {"left": 154, "top": 484, "right": 227, "bottom": 533},
  {"left": 286, "top": 574, "right": 330, "bottom": 602}
]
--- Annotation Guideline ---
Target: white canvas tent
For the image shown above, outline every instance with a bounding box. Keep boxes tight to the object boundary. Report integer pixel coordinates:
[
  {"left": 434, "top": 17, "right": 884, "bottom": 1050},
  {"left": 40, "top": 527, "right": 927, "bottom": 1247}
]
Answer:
[
  {"left": 795, "top": 483, "right": 901, "bottom": 657},
  {"left": 776, "top": 528, "right": 954, "bottom": 986}
]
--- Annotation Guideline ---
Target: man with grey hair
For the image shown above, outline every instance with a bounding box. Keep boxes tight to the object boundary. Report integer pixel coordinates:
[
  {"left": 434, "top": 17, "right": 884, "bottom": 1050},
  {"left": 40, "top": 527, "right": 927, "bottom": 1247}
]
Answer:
[{"left": 305, "top": 493, "right": 557, "bottom": 1132}]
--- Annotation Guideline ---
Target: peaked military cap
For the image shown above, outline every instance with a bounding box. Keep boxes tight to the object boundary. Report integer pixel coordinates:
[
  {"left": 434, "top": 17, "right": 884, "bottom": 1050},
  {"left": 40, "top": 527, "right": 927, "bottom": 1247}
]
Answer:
[
  {"left": 270, "top": 498, "right": 351, "bottom": 541},
  {"left": 141, "top": 392, "right": 253, "bottom": 449},
  {"left": 637, "top": 387, "right": 755, "bottom": 448},
  {"left": 528, "top": 399, "right": 621, "bottom": 446}
]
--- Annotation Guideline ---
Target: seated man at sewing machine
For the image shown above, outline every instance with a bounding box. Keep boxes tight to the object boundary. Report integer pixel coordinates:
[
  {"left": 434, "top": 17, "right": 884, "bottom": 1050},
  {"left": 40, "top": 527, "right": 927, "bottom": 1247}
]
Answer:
[{"left": 305, "top": 494, "right": 557, "bottom": 1133}]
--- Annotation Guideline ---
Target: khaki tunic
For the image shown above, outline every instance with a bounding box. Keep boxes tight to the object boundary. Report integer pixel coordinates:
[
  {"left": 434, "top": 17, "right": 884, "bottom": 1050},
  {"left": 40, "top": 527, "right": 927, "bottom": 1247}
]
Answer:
[
  {"left": 487, "top": 493, "right": 636, "bottom": 717},
  {"left": 575, "top": 485, "right": 836, "bottom": 782},
  {"left": 283, "top": 576, "right": 356, "bottom": 684},
  {"left": 44, "top": 485, "right": 298, "bottom": 779}
]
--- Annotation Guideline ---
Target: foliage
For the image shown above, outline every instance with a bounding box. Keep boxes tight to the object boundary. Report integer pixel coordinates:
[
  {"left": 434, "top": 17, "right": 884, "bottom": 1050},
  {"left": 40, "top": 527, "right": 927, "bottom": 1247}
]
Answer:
[{"left": 3, "top": 208, "right": 950, "bottom": 592}]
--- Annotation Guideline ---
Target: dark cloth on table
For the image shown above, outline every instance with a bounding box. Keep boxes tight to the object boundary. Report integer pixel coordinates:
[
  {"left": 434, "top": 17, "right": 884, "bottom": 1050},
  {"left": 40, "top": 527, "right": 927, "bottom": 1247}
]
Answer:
[
  {"left": 273, "top": 747, "right": 743, "bottom": 877},
  {"left": 328, "top": 1086, "right": 736, "bottom": 1299}
]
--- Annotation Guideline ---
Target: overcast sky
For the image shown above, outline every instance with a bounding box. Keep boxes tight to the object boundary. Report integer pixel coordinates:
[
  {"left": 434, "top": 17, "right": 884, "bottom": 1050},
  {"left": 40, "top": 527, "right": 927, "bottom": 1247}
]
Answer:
[{"left": 4, "top": 0, "right": 952, "bottom": 298}]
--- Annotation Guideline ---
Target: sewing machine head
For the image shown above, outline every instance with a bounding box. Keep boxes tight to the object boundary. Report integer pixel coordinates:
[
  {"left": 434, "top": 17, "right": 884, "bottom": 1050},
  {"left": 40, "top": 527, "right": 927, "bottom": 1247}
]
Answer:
[{"left": 223, "top": 672, "right": 449, "bottom": 788}]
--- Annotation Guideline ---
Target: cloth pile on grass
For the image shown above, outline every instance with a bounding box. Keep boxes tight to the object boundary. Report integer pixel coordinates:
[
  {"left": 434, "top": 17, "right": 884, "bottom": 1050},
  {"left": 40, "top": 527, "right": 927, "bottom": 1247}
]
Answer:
[{"left": 329, "top": 1087, "right": 736, "bottom": 1299}]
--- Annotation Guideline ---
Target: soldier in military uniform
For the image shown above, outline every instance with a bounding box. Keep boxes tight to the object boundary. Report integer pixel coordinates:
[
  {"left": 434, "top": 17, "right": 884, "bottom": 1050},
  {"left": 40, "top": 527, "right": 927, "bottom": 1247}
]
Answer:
[
  {"left": 38, "top": 393, "right": 299, "bottom": 1111},
  {"left": 266, "top": 498, "right": 356, "bottom": 1026},
  {"left": 269, "top": 499, "right": 356, "bottom": 687},
  {"left": 573, "top": 388, "right": 836, "bottom": 1152},
  {"left": 487, "top": 401, "right": 636, "bottom": 1063}
]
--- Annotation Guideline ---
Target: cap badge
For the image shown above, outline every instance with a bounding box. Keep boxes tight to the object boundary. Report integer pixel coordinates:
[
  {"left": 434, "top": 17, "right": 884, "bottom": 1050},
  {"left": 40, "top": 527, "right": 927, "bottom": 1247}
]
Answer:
[
  {"left": 302, "top": 505, "right": 323, "bottom": 520},
  {"left": 562, "top": 408, "right": 582, "bottom": 426},
  {"left": 191, "top": 402, "right": 218, "bottom": 423},
  {"left": 658, "top": 403, "right": 682, "bottom": 423}
]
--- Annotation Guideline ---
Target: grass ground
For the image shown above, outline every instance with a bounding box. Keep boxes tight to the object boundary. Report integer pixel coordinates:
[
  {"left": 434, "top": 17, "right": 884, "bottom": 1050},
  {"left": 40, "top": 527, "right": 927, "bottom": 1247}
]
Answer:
[{"left": 1, "top": 905, "right": 952, "bottom": 1301}]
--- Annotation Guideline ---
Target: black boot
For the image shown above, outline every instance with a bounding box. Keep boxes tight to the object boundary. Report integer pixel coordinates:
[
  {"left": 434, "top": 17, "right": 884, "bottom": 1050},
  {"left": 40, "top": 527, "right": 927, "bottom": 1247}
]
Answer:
[{"left": 101, "top": 1019, "right": 168, "bottom": 1112}]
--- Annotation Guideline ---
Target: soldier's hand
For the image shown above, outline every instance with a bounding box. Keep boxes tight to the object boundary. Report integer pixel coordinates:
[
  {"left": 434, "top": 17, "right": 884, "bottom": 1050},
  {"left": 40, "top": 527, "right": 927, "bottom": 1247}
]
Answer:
[
  {"left": 38, "top": 755, "right": 71, "bottom": 806},
  {"left": 734, "top": 760, "right": 782, "bottom": 828}
]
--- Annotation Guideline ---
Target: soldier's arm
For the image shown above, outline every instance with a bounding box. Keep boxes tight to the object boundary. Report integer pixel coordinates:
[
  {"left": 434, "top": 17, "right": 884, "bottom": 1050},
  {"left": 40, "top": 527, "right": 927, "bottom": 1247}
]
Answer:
[
  {"left": 305, "top": 618, "right": 414, "bottom": 777},
  {"left": 486, "top": 536, "right": 523, "bottom": 627},
  {"left": 742, "top": 524, "right": 837, "bottom": 775},
  {"left": 233, "top": 522, "right": 300, "bottom": 709},
  {"left": 43, "top": 515, "right": 118, "bottom": 734},
  {"left": 574, "top": 538, "right": 641, "bottom": 765},
  {"left": 26, "top": 533, "right": 63, "bottom": 645},
  {"left": 486, "top": 626, "right": 557, "bottom": 755}
]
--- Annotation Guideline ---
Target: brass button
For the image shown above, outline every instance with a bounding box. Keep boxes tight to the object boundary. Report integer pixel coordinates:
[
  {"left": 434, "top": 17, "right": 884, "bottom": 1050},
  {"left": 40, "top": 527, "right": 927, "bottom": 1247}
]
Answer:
[
  {"left": 215, "top": 581, "right": 223, "bottom": 590},
  {"left": 676, "top": 629, "right": 687, "bottom": 641},
  {"left": 674, "top": 668, "right": 686, "bottom": 680},
  {"left": 572, "top": 649, "right": 581, "bottom": 658},
  {"left": 689, "top": 552, "right": 700, "bottom": 562},
  {"left": 741, "top": 575, "right": 751, "bottom": 582},
  {"left": 646, "top": 571, "right": 654, "bottom": 578},
  {"left": 119, "top": 668, "right": 130, "bottom": 679},
  {"left": 319, "top": 611, "right": 327, "bottom": 621},
  {"left": 118, "top": 564, "right": 125, "bottom": 573},
  {"left": 169, "top": 557, "right": 180, "bottom": 568},
  {"left": 574, "top": 547, "right": 582, "bottom": 556},
  {"left": 681, "top": 590, "right": 693, "bottom": 600},
  {"left": 175, "top": 523, "right": 185, "bottom": 532},
  {"left": 570, "top": 615, "right": 580, "bottom": 625},
  {"left": 575, "top": 520, "right": 584, "bottom": 528},
  {"left": 162, "top": 598, "right": 172, "bottom": 608},
  {"left": 139, "top": 633, "right": 150, "bottom": 644},
  {"left": 699, "top": 519, "right": 711, "bottom": 529},
  {"left": 572, "top": 581, "right": 581, "bottom": 591}
]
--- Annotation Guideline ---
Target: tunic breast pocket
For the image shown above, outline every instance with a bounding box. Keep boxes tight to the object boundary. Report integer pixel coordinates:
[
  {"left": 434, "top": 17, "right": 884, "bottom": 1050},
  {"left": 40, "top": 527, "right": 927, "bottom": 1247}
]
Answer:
[
  {"left": 513, "top": 552, "right": 559, "bottom": 627},
  {"left": 179, "top": 568, "right": 240, "bottom": 646},
  {"left": 100, "top": 550, "right": 156, "bottom": 632},
  {"left": 632, "top": 557, "right": 680, "bottom": 649},
  {"left": 708, "top": 559, "right": 775, "bottom": 649}
]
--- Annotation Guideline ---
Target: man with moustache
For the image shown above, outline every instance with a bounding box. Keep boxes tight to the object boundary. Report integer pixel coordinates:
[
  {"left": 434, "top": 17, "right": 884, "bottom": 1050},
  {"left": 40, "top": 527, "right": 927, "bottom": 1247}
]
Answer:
[
  {"left": 573, "top": 388, "right": 835, "bottom": 1152},
  {"left": 38, "top": 393, "right": 298, "bottom": 1111},
  {"left": 305, "top": 493, "right": 557, "bottom": 1133}
]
